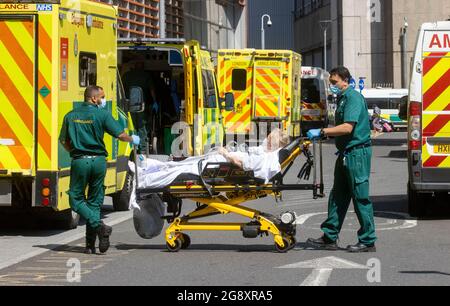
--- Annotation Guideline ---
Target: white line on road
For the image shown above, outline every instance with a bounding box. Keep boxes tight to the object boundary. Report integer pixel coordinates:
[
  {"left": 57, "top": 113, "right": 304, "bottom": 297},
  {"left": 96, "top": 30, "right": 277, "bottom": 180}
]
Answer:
[
  {"left": 295, "top": 211, "right": 418, "bottom": 230},
  {"left": 301, "top": 268, "right": 333, "bottom": 286},
  {"left": 277, "top": 256, "right": 369, "bottom": 286}
]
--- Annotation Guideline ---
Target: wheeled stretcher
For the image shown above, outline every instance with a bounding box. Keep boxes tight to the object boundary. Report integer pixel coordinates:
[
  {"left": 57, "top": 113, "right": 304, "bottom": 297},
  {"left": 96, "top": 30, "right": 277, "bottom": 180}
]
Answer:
[{"left": 134, "top": 138, "right": 324, "bottom": 253}]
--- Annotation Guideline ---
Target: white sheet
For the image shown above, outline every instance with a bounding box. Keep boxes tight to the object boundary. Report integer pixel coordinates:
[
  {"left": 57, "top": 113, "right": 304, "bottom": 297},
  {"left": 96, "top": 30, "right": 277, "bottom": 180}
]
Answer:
[
  {"left": 128, "top": 148, "right": 282, "bottom": 210},
  {"left": 129, "top": 147, "right": 281, "bottom": 190}
]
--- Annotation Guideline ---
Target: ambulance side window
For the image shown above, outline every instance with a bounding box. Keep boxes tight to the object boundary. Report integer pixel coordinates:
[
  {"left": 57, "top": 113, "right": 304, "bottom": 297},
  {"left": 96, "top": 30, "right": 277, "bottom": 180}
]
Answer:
[
  {"left": 232, "top": 69, "right": 247, "bottom": 91},
  {"left": 79, "top": 52, "right": 97, "bottom": 87},
  {"left": 202, "top": 70, "right": 217, "bottom": 108}
]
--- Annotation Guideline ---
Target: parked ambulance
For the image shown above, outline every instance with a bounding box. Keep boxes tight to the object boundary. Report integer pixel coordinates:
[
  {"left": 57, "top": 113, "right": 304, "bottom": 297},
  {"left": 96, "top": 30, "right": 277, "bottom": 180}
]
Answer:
[
  {"left": 300, "top": 66, "right": 331, "bottom": 135},
  {"left": 407, "top": 21, "right": 450, "bottom": 217},
  {"left": 0, "top": 0, "right": 139, "bottom": 228},
  {"left": 217, "top": 49, "right": 302, "bottom": 142}
]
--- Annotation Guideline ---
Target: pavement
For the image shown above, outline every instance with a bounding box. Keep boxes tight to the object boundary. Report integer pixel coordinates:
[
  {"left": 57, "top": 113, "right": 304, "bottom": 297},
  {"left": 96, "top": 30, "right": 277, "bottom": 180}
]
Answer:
[{"left": 1, "top": 132, "right": 450, "bottom": 286}]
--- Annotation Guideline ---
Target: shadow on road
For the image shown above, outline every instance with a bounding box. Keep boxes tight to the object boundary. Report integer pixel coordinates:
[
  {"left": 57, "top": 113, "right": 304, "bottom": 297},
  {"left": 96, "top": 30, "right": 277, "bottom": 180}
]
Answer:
[
  {"left": 0, "top": 205, "right": 116, "bottom": 236},
  {"left": 399, "top": 271, "right": 450, "bottom": 277},
  {"left": 372, "top": 195, "right": 408, "bottom": 215},
  {"left": 115, "top": 243, "right": 285, "bottom": 253}
]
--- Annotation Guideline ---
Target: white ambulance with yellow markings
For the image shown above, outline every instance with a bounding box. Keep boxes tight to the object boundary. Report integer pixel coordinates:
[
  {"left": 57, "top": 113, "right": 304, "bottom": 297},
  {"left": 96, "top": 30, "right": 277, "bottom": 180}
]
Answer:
[
  {"left": 408, "top": 21, "right": 450, "bottom": 217},
  {"left": 0, "top": 0, "right": 138, "bottom": 229},
  {"left": 217, "top": 49, "right": 302, "bottom": 142}
]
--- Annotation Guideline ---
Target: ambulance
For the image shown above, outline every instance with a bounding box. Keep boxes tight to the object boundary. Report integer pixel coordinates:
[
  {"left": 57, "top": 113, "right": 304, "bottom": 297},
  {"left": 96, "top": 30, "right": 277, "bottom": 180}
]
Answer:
[
  {"left": 118, "top": 39, "right": 224, "bottom": 157},
  {"left": 407, "top": 21, "right": 450, "bottom": 217},
  {"left": 0, "top": 0, "right": 139, "bottom": 229},
  {"left": 217, "top": 49, "right": 302, "bottom": 143},
  {"left": 300, "top": 66, "right": 331, "bottom": 136}
]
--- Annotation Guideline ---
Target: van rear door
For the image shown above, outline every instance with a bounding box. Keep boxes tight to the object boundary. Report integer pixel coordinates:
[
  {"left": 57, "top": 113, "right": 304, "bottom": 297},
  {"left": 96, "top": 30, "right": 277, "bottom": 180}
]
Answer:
[
  {"left": 253, "top": 59, "right": 283, "bottom": 121},
  {"left": 421, "top": 31, "right": 450, "bottom": 169},
  {"left": 0, "top": 16, "right": 36, "bottom": 175}
]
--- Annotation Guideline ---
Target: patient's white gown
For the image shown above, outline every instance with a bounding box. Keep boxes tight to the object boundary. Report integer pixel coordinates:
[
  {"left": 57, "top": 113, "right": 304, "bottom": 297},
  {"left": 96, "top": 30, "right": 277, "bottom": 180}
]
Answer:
[{"left": 131, "top": 146, "right": 281, "bottom": 189}]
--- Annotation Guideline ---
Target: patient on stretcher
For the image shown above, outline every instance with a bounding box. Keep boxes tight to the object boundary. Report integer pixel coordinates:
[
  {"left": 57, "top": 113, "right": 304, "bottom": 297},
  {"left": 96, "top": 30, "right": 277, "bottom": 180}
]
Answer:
[{"left": 131, "top": 129, "right": 290, "bottom": 189}]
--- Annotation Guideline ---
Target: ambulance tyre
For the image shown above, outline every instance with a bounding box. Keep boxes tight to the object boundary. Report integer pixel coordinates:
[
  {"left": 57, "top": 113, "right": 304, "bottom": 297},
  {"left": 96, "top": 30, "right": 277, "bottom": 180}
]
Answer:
[
  {"left": 408, "top": 182, "right": 428, "bottom": 218},
  {"left": 55, "top": 210, "right": 80, "bottom": 230},
  {"left": 112, "top": 170, "right": 133, "bottom": 212}
]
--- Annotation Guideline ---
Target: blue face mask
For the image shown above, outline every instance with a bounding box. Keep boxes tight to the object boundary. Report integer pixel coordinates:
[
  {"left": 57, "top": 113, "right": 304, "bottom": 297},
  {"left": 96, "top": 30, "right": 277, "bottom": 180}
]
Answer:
[{"left": 330, "top": 85, "right": 342, "bottom": 96}]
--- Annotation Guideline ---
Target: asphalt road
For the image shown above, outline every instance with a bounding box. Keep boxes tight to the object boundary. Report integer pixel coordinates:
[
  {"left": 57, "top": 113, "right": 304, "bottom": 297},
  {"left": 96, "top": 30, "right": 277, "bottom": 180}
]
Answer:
[{"left": 2, "top": 132, "right": 450, "bottom": 286}]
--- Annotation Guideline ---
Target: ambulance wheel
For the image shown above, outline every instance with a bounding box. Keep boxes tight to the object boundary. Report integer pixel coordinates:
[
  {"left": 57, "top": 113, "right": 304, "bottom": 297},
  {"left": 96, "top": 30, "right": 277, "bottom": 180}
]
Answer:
[
  {"left": 180, "top": 234, "right": 191, "bottom": 249},
  {"left": 166, "top": 238, "right": 182, "bottom": 252},
  {"left": 55, "top": 210, "right": 80, "bottom": 230},
  {"left": 275, "top": 237, "right": 291, "bottom": 253},
  {"left": 112, "top": 170, "right": 133, "bottom": 212}
]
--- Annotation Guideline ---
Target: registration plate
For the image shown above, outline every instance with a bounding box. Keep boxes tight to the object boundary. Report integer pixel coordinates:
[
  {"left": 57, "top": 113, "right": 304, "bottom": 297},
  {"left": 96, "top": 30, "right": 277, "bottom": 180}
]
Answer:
[{"left": 434, "top": 144, "right": 450, "bottom": 154}]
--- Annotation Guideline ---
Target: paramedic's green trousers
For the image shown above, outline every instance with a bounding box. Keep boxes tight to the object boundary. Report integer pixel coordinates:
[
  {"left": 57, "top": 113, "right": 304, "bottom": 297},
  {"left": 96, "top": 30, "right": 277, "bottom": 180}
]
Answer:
[
  {"left": 321, "top": 147, "right": 377, "bottom": 245},
  {"left": 68, "top": 156, "right": 107, "bottom": 229}
]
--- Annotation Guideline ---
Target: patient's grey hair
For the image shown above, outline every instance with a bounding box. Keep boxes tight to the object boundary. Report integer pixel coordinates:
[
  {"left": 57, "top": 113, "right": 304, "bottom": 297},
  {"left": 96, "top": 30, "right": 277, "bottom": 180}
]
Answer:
[{"left": 268, "top": 128, "right": 290, "bottom": 150}]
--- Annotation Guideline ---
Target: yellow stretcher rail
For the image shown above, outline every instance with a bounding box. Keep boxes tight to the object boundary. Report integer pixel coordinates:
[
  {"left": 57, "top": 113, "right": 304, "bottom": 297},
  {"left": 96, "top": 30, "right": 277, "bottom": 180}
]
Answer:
[{"left": 134, "top": 137, "right": 325, "bottom": 253}]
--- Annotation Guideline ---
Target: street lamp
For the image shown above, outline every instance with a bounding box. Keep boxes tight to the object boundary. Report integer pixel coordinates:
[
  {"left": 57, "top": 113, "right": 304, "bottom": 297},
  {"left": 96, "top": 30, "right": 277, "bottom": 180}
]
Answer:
[
  {"left": 401, "top": 17, "right": 409, "bottom": 88},
  {"left": 319, "top": 20, "right": 332, "bottom": 71},
  {"left": 261, "top": 14, "right": 272, "bottom": 50}
]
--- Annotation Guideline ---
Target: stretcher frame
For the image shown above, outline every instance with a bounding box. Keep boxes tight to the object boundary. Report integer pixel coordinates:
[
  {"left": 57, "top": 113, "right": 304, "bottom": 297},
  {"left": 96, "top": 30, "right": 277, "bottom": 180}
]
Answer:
[{"left": 133, "top": 138, "right": 324, "bottom": 253}]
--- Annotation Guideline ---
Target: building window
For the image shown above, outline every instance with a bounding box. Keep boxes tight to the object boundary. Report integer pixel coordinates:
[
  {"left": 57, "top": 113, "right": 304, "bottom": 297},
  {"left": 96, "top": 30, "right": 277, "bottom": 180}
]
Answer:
[
  {"left": 294, "top": 0, "right": 330, "bottom": 19},
  {"left": 231, "top": 69, "right": 247, "bottom": 91},
  {"left": 79, "top": 52, "right": 97, "bottom": 87}
]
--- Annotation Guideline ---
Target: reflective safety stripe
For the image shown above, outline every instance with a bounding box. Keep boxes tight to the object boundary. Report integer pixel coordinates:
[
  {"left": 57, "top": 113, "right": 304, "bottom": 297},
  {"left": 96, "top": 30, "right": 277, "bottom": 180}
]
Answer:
[{"left": 421, "top": 52, "right": 450, "bottom": 168}]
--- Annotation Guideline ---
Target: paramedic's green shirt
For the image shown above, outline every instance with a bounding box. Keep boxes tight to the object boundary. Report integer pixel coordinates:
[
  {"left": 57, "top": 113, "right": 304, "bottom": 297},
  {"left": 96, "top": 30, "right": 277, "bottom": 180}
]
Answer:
[
  {"left": 335, "top": 87, "right": 371, "bottom": 152},
  {"left": 59, "top": 103, "right": 124, "bottom": 158}
]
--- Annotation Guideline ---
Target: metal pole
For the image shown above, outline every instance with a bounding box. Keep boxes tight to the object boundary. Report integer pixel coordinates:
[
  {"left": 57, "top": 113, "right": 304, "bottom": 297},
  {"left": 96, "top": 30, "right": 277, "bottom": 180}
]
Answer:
[
  {"left": 262, "top": 27, "right": 265, "bottom": 50},
  {"left": 261, "top": 14, "right": 271, "bottom": 50},
  {"left": 324, "top": 27, "right": 327, "bottom": 70},
  {"left": 401, "top": 22, "right": 408, "bottom": 88},
  {"left": 319, "top": 20, "right": 332, "bottom": 71},
  {"left": 159, "top": 0, "right": 166, "bottom": 39}
]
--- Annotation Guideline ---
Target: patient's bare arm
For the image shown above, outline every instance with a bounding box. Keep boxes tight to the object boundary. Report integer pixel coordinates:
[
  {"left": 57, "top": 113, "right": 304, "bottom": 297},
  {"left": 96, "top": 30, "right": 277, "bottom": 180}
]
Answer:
[{"left": 218, "top": 147, "right": 244, "bottom": 168}]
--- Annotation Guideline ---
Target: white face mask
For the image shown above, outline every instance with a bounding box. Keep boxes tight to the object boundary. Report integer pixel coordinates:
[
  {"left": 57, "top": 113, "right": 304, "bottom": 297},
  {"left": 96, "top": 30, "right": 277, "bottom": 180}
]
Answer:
[{"left": 99, "top": 98, "right": 107, "bottom": 109}]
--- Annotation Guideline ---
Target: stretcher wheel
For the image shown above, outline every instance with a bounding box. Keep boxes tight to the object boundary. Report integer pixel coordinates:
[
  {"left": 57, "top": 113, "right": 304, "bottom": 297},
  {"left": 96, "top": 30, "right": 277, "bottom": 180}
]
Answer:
[
  {"left": 275, "top": 237, "right": 291, "bottom": 253},
  {"left": 180, "top": 234, "right": 191, "bottom": 249},
  {"left": 166, "top": 238, "right": 182, "bottom": 252},
  {"left": 288, "top": 237, "right": 297, "bottom": 250}
]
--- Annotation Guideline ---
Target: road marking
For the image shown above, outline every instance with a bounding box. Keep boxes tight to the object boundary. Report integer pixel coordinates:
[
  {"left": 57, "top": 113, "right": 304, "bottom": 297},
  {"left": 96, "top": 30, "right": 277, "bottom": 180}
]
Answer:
[
  {"left": 295, "top": 211, "right": 418, "bottom": 230},
  {"left": 0, "top": 212, "right": 132, "bottom": 271},
  {"left": 277, "top": 256, "right": 368, "bottom": 286}
]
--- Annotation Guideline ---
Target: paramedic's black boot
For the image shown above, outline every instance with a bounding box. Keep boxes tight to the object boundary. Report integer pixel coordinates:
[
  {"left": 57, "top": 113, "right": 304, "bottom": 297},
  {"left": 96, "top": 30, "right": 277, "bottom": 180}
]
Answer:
[
  {"left": 85, "top": 225, "right": 97, "bottom": 254},
  {"left": 96, "top": 222, "right": 112, "bottom": 254},
  {"left": 307, "top": 235, "right": 338, "bottom": 251},
  {"left": 347, "top": 243, "right": 376, "bottom": 253}
]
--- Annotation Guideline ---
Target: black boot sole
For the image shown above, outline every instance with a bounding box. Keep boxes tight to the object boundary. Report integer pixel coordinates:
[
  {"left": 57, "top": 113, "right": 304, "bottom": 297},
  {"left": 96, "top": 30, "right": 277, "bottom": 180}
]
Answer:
[
  {"left": 306, "top": 239, "right": 339, "bottom": 251},
  {"left": 98, "top": 226, "right": 112, "bottom": 254},
  {"left": 347, "top": 247, "right": 376, "bottom": 253}
]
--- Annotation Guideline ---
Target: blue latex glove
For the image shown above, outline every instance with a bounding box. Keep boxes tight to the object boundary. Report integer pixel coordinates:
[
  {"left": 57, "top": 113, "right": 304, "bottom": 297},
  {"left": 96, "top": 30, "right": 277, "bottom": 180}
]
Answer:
[
  {"left": 152, "top": 101, "right": 159, "bottom": 113},
  {"left": 307, "top": 129, "right": 322, "bottom": 140},
  {"left": 131, "top": 135, "right": 140, "bottom": 146}
]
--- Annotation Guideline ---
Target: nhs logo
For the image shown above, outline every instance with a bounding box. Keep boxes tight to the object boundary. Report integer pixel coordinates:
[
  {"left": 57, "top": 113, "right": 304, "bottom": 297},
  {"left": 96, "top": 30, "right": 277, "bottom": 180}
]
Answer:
[{"left": 37, "top": 4, "right": 53, "bottom": 11}]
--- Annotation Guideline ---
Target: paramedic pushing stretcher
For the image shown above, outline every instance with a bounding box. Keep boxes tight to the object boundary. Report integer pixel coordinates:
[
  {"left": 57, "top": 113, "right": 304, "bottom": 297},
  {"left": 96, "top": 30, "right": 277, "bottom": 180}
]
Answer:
[
  {"left": 307, "top": 67, "right": 377, "bottom": 253},
  {"left": 59, "top": 86, "right": 140, "bottom": 254}
]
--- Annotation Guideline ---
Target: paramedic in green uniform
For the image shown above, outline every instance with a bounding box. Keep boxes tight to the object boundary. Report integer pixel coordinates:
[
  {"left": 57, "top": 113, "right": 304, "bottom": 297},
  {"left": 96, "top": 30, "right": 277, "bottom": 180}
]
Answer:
[
  {"left": 306, "top": 67, "right": 377, "bottom": 253},
  {"left": 59, "top": 86, "right": 140, "bottom": 254}
]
